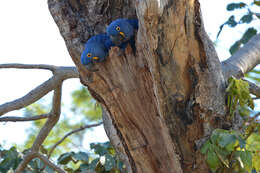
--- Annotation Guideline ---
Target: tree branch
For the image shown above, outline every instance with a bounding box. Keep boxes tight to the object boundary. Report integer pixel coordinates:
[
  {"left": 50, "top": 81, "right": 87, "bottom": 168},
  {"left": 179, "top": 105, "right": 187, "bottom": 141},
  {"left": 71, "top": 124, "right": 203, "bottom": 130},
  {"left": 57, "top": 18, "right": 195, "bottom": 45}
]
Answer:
[
  {"left": 15, "top": 85, "right": 62, "bottom": 173},
  {"left": 0, "top": 63, "right": 58, "bottom": 72},
  {"left": 0, "top": 114, "right": 49, "bottom": 122},
  {"left": 0, "top": 65, "right": 79, "bottom": 116},
  {"left": 221, "top": 34, "right": 260, "bottom": 80},
  {"left": 48, "top": 122, "right": 103, "bottom": 158},
  {"left": 31, "top": 84, "right": 62, "bottom": 151}
]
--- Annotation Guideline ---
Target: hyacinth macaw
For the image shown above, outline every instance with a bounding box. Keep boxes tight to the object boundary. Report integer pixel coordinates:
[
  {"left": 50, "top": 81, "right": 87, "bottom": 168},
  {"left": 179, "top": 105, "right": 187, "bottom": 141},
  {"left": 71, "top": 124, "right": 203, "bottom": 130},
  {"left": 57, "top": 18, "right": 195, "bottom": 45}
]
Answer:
[
  {"left": 106, "top": 18, "right": 138, "bottom": 50},
  {"left": 81, "top": 34, "right": 114, "bottom": 67}
]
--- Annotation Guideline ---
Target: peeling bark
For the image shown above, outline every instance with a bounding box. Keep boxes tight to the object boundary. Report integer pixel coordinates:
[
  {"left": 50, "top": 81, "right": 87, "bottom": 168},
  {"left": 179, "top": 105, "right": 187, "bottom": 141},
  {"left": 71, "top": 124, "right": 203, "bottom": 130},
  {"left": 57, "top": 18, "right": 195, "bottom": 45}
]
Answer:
[{"left": 48, "top": 0, "right": 228, "bottom": 172}]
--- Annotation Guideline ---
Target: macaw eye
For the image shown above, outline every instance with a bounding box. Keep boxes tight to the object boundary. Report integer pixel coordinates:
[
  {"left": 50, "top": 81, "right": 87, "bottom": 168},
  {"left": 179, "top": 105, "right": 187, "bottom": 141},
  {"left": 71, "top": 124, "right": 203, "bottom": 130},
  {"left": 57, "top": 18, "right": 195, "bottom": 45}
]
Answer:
[
  {"left": 87, "top": 53, "right": 92, "bottom": 57},
  {"left": 116, "top": 26, "right": 120, "bottom": 31}
]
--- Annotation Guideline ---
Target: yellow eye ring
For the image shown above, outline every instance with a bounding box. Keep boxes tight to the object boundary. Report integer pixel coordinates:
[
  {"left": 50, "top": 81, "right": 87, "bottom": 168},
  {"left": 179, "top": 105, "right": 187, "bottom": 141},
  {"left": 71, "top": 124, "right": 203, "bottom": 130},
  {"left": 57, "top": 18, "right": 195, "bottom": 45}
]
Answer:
[
  {"left": 116, "top": 26, "right": 120, "bottom": 31},
  {"left": 87, "top": 53, "right": 91, "bottom": 57}
]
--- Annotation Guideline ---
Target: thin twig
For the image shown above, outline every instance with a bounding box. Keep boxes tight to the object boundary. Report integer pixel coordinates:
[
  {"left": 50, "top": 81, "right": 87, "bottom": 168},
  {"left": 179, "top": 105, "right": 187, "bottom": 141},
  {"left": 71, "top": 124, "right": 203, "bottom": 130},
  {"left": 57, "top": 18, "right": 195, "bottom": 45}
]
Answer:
[
  {"left": 48, "top": 122, "right": 103, "bottom": 158},
  {"left": 0, "top": 114, "right": 49, "bottom": 122}
]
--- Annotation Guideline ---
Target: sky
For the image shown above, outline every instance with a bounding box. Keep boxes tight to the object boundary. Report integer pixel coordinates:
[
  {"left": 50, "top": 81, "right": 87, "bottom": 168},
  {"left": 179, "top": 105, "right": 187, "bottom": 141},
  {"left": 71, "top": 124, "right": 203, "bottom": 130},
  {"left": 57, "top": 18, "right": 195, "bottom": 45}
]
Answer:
[{"left": 0, "top": 0, "right": 259, "bottom": 149}]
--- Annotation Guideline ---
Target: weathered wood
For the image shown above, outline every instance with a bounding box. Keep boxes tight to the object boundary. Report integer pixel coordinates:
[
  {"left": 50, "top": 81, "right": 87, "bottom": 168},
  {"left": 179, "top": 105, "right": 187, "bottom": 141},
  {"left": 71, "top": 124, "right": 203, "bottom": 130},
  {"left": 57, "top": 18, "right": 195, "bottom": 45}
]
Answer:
[{"left": 48, "top": 0, "right": 227, "bottom": 172}]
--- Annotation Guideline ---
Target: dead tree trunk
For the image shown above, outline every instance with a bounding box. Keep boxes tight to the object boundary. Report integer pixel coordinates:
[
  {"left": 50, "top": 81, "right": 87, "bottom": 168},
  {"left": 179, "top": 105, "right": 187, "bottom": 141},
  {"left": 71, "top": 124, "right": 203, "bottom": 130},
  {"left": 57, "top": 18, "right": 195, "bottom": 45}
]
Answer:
[{"left": 48, "top": 0, "right": 227, "bottom": 172}]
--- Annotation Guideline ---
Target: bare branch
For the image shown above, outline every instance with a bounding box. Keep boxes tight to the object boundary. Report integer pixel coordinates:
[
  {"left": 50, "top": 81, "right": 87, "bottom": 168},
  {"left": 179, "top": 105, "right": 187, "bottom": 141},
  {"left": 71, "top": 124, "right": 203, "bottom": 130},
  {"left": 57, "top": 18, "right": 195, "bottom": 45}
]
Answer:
[
  {"left": 31, "top": 84, "right": 62, "bottom": 151},
  {"left": 221, "top": 34, "right": 260, "bottom": 80},
  {"left": 48, "top": 122, "right": 103, "bottom": 158},
  {"left": 36, "top": 153, "right": 65, "bottom": 173},
  {"left": 0, "top": 66, "right": 79, "bottom": 116},
  {"left": 0, "top": 63, "right": 57, "bottom": 72},
  {"left": 0, "top": 114, "right": 49, "bottom": 122},
  {"left": 15, "top": 84, "right": 63, "bottom": 172}
]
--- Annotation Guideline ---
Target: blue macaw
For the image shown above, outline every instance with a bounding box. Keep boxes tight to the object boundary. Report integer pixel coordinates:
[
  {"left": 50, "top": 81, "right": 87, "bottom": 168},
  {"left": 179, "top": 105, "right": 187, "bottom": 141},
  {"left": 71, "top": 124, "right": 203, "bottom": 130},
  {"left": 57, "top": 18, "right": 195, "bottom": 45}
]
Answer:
[
  {"left": 106, "top": 18, "right": 138, "bottom": 50},
  {"left": 81, "top": 34, "right": 114, "bottom": 68}
]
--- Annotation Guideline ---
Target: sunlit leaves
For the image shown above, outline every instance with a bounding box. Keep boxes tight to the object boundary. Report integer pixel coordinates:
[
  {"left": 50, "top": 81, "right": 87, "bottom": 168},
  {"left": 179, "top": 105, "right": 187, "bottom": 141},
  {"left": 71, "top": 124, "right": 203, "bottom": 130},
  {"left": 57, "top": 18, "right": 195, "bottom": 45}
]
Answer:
[
  {"left": 200, "top": 129, "right": 259, "bottom": 172},
  {"left": 226, "top": 77, "right": 254, "bottom": 118},
  {"left": 71, "top": 87, "right": 102, "bottom": 121}
]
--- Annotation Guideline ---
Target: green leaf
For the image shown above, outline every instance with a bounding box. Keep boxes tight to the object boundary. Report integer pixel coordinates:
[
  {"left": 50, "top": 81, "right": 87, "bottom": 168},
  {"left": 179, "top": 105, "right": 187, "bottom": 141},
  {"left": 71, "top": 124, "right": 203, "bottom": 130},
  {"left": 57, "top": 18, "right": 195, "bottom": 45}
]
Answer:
[
  {"left": 227, "top": 3, "right": 247, "bottom": 11},
  {"left": 73, "top": 152, "right": 89, "bottom": 162},
  {"left": 239, "top": 14, "right": 253, "bottom": 24},
  {"left": 57, "top": 152, "right": 74, "bottom": 165},
  {"left": 229, "top": 41, "right": 241, "bottom": 55},
  {"left": 201, "top": 140, "right": 211, "bottom": 154},
  {"left": 90, "top": 142, "right": 111, "bottom": 156},
  {"left": 240, "top": 28, "right": 257, "bottom": 44},
  {"left": 246, "top": 133, "right": 260, "bottom": 151},
  {"left": 0, "top": 147, "right": 21, "bottom": 172},
  {"left": 210, "top": 129, "right": 228, "bottom": 144},
  {"left": 88, "top": 158, "right": 100, "bottom": 171},
  {"left": 235, "top": 151, "right": 253, "bottom": 172},
  {"left": 226, "top": 15, "right": 237, "bottom": 27},
  {"left": 207, "top": 147, "right": 221, "bottom": 173},
  {"left": 104, "top": 154, "right": 116, "bottom": 171},
  {"left": 213, "top": 145, "right": 230, "bottom": 168},
  {"left": 252, "top": 153, "right": 260, "bottom": 171},
  {"left": 218, "top": 133, "right": 237, "bottom": 148}
]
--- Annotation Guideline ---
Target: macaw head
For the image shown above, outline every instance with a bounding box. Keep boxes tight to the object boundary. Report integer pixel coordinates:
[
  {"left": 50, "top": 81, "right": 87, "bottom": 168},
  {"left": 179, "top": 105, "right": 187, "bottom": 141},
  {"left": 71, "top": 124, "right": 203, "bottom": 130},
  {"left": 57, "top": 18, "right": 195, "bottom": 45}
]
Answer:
[
  {"left": 81, "top": 42, "right": 108, "bottom": 66},
  {"left": 106, "top": 19, "right": 134, "bottom": 46}
]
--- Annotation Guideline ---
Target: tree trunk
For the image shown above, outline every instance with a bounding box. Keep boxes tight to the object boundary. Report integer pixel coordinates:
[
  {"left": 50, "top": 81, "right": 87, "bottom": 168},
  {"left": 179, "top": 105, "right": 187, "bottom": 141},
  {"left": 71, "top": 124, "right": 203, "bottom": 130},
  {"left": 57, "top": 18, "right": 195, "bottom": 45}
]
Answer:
[{"left": 48, "top": 0, "right": 228, "bottom": 172}]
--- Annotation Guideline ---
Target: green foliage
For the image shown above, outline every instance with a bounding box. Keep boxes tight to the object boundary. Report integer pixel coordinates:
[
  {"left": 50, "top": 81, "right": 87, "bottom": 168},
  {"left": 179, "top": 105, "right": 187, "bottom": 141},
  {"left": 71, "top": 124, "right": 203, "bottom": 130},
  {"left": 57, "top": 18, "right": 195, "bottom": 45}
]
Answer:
[
  {"left": 56, "top": 142, "right": 125, "bottom": 173},
  {"left": 0, "top": 147, "right": 22, "bottom": 172},
  {"left": 201, "top": 129, "right": 260, "bottom": 173},
  {"left": 0, "top": 147, "right": 55, "bottom": 173},
  {"left": 229, "top": 28, "right": 257, "bottom": 55},
  {"left": 217, "top": 1, "right": 259, "bottom": 54},
  {"left": 71, "top": 86, "right": 102, "bottom": 121},
  {"left": 226, "top": 77, "right": 254, "bottom": 118}
]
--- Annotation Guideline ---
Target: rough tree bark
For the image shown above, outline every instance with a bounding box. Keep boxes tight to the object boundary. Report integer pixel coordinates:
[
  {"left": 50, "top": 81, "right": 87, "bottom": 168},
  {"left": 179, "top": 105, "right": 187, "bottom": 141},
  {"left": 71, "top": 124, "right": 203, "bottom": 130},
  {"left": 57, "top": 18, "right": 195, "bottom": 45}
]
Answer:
[{"left": 48, "top": 0, "right": 228, "bottom": 172}]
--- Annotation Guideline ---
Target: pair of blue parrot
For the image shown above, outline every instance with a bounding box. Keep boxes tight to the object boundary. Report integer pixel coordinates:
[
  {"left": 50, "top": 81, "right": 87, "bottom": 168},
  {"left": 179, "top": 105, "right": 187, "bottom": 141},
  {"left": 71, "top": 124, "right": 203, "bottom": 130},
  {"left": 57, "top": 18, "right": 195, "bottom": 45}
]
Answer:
[{"left": 81, "top": 19, "right": 138, "bottom": 68}]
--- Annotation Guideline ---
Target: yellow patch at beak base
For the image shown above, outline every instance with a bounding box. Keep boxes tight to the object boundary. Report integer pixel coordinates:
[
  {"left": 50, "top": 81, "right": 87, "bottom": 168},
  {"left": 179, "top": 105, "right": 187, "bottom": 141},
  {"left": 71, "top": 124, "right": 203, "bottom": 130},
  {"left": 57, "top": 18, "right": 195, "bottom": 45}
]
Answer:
[
  {"left": 93, "top": 57, "right": 99, "bottom": 60},
  {"left": 119, "top": 32, "right": 125, "bottom": 38}
]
